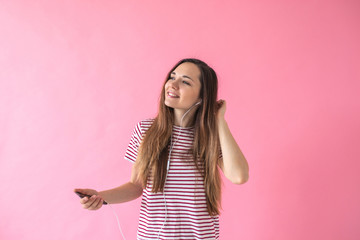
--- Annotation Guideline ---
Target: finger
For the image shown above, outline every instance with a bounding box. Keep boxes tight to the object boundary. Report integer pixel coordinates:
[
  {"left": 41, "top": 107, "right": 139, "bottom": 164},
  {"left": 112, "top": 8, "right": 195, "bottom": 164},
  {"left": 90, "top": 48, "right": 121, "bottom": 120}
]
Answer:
[
  {"left": 80, "top": 196, "right": 89, "bottom": 205},
  {"left": 88, "top": 196, "right": 102, "bottom": 210},
  {"left": 216, "top": 101, "right": 223, "bottom": 110},
  {"left": 94, "top": 197, "right": 104, "bottom": 209},
  {"left": 219, "top": 100, "right": 226, "bottom": 108},
  {"left": 82, "top": 195, "right": 97, "bottom": 209}
]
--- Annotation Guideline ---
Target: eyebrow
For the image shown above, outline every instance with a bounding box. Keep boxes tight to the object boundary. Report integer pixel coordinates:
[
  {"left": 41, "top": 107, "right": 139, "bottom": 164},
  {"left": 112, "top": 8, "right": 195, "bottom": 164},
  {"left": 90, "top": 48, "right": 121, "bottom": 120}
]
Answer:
[{"left": 171, "top": 72, "right": 195, "bottom": 82}]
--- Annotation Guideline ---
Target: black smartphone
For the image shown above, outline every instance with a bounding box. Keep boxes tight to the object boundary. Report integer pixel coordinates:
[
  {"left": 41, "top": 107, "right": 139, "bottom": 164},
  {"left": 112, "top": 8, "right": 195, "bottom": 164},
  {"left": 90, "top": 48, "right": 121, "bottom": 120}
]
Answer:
[{"left": 75, "top": 191, "right": 108, "bottom": 205}]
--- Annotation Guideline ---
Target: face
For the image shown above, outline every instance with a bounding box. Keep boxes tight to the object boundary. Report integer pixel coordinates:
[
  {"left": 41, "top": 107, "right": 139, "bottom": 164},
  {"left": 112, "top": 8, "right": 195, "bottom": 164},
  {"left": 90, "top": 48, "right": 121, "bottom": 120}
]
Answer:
[{"left": 164, "top": 62, "right": 202, "bottom": 111}]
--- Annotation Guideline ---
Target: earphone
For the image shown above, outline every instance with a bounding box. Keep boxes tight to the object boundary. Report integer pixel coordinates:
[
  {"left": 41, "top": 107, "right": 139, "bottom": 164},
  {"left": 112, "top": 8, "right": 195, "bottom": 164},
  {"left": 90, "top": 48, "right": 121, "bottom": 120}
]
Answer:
[
  {"left": 108, "top": 204, "right": 126, "bottom": 240},
  {"left": 166, "top": 99, "right": 202, "bottom": 171},
  {"left": 103, "top": 100, "right": 203, "bottom": 240},
  {"left": 158, "top": 99, "right": 202, "bottom": 239}
]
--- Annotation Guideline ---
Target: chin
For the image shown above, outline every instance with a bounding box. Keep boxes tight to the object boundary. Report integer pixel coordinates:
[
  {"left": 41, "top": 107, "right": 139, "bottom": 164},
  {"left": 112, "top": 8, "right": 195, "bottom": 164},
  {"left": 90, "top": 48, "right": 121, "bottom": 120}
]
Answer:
[{"left": 164, "top": 101, "right": 175, "bottom": 108}]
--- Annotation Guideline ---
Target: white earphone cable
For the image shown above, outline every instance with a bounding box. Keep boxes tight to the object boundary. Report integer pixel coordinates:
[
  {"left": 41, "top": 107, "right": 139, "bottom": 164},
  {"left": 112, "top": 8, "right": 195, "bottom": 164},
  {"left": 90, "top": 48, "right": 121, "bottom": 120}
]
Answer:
[
  {"left": 157, "top": 101, "right": 201, "bottom": 239},
  {"left": 108, "top": 203, "right": 126, "bottom": 240}
]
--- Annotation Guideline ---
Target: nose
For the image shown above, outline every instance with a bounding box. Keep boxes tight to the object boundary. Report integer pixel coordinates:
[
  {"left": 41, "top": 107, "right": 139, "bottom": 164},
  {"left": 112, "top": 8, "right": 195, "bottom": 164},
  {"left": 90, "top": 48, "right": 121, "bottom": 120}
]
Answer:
[{"left": 168, "top": 78, "right": 179, "bottom": 89}]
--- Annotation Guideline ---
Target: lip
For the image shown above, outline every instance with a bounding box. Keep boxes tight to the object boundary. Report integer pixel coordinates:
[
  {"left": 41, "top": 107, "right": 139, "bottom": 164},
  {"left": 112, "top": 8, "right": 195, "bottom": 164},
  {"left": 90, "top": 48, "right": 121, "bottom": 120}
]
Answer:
[{"left": 167, "top": 91, "right": 179, "bottom": 98}]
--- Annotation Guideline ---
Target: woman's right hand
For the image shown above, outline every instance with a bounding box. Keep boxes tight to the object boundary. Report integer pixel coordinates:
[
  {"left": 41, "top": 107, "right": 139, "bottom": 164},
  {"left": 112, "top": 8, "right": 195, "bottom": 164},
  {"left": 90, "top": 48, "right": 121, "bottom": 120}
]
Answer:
[{"left": 74, "top": 188, "right": 105, "bottom": 210}]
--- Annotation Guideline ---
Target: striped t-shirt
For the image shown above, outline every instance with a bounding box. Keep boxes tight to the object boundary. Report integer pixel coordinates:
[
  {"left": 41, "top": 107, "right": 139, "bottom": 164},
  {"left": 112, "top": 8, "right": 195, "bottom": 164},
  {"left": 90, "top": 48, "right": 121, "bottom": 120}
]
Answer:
[{"left": 124, "top": 119, "right": 220, "bottom": 240}]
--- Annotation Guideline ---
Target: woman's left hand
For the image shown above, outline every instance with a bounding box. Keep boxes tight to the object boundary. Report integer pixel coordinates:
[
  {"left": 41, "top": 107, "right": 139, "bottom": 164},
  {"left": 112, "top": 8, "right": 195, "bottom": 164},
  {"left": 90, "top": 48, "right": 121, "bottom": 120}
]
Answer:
[{"left": 216, "top": 99, "right": 226, "bottom": 121}]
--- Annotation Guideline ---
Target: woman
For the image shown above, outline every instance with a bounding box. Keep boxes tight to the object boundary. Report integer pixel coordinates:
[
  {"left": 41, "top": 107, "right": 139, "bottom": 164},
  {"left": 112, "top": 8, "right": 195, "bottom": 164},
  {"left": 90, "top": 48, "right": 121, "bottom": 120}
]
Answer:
[{"left": 75, "top": 58, "right": 249, "bottom": 239}]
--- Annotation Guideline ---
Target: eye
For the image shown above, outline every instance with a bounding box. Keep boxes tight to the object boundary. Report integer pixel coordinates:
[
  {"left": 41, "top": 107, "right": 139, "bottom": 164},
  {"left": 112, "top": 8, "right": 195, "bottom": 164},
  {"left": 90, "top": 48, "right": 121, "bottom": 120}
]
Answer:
[{"left": 182, "top": 80, "right": 190, "bottom": 85}]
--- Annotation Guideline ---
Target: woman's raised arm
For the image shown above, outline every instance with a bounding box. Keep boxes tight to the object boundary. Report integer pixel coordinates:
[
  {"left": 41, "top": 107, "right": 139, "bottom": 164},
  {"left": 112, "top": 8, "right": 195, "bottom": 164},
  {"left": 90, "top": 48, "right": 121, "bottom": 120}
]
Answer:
[{"left": 217, "top": 99, "right": 249, "bottom": 184}]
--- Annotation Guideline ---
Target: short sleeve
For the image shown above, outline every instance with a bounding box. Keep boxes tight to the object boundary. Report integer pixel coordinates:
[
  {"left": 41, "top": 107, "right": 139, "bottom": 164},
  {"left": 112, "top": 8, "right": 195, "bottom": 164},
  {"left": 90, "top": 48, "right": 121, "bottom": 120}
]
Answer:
[{"left": 124, "top": 121, "right": 143, "bottom": 163}]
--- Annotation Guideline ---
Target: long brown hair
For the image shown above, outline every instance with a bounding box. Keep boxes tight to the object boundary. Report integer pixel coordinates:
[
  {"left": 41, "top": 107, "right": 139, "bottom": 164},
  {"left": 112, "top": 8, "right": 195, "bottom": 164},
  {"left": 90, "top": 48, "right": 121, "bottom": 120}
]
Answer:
[{"left": 134, "top": 58, "right": 222, "bottom": 216}]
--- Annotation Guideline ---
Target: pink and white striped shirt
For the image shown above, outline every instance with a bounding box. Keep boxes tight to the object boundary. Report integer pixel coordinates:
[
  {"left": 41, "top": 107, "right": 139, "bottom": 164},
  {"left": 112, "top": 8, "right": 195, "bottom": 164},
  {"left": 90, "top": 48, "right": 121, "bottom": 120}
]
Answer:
[{"left": 124, "top": 119, "right": 220, "bottom": 240}]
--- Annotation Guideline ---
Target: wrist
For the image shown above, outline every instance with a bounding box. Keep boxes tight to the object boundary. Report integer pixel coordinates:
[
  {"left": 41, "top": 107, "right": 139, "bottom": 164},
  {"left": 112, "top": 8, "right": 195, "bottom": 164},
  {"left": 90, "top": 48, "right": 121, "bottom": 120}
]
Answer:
[{"left": 217, "top": 117, "right": 226, "bottom": 126}]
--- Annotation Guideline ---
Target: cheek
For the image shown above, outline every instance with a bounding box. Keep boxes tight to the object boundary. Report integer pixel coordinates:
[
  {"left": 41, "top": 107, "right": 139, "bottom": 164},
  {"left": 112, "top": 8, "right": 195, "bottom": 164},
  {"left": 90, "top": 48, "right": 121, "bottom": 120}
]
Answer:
[
  {"left": 185, "top": 90, "right": 199, "bottom": 102},
  {"left": 192, "top": 87, "right": 201, "bottom": 99}
]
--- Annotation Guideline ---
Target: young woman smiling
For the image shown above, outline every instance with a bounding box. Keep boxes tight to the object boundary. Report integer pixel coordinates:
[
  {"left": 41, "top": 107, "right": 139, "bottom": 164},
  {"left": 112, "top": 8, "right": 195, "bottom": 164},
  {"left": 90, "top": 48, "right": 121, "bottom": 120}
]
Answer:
[{"left": 75, "top": 58, "right": 249, "bottom": 239}]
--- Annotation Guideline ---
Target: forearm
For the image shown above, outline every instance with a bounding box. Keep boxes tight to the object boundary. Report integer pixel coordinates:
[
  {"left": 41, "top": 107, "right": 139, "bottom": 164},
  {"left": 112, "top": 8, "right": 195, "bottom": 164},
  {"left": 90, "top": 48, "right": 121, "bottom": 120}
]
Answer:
[
  {"left": 218, "top": 118, "right": 249, "bottom": 184},
  {"left": 99, "top": 181, "right": 143, "bottom": 204}
]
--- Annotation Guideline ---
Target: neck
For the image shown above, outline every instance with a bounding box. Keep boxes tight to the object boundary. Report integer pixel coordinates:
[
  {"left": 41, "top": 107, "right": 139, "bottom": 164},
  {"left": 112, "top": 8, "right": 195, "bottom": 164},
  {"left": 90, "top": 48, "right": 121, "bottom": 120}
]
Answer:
[{"left": 173, "top": 109, "right": 197, "bottom": 127}]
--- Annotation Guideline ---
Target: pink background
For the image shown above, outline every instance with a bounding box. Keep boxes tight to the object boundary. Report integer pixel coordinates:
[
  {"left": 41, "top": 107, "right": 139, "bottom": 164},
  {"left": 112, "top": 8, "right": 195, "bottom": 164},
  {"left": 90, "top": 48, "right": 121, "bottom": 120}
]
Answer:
[{"left": 1, "top": 1, "right": 359, "bottom": 239}]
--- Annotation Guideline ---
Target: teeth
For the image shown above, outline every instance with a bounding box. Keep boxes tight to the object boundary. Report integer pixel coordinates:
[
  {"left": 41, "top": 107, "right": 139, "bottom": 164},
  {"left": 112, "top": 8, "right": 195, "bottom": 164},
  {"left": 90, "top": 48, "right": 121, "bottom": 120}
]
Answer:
[{"left": 168, "top": 92, "right": 178, "bottom": 97}]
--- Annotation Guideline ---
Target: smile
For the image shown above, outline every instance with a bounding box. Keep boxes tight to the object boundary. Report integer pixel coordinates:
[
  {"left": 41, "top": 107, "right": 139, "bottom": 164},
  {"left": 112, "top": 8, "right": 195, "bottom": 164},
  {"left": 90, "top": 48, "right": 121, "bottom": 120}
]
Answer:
[{"left": 167, "top": 92, "right": 179, "bottom": 98}]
